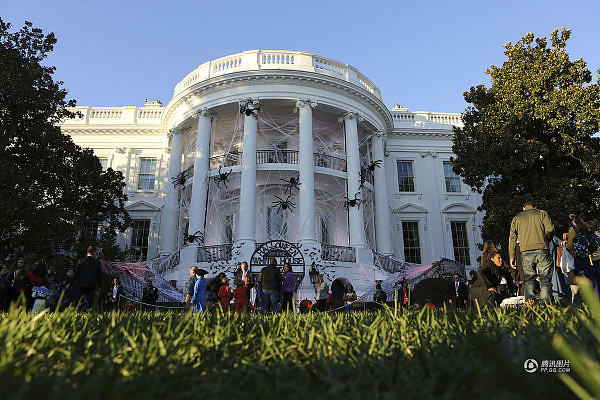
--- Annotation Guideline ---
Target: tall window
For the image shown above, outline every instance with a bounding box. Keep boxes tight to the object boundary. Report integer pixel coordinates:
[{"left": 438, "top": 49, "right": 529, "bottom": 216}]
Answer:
[
  {"left": 451, "top": 221, "right": 471, "bottom": 265},
  {"left": 267, "top": 207, "right": 287, "bottom": 240},
  {"left": 443, "top": 162, "right": 461, "bottom": 193},
  {"left": 397, "top": 161, "right": 415, "bottom": 192},
  {"left": 80, "top": 221, "right": 99, "bottom": 241},
  {"left": 138, "top": 158, "right": 157, "bottom": 190},
  {"left": 402, "top": 221, "right": 421, "bottom": 264},
  {"left": 130, "top": 219, "right": 151, "bottom": 261},
  {"left": 98, "top": 157, "right": 108, "bottom": 171}
]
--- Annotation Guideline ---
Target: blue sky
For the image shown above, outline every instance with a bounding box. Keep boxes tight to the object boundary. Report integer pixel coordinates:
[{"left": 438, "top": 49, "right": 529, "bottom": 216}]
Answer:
[{"left": 3, "top": 0, "right": 599, "bottom": 113}]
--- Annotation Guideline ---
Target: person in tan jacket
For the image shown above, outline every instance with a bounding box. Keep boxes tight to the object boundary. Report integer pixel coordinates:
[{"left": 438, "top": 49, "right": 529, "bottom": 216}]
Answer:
[{"left": 508, "top": 201, "right": 554, "bottom": 305}]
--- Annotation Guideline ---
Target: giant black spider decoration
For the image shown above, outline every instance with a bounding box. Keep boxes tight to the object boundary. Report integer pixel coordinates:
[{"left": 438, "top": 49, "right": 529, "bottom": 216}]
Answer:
[
  {"left": 239, "top": 104, "right": 259, "bottom": 119},
  {"left": 213, "top": 167, "right": 232, "bottom": 189},
  {"left": 272, "top": 195, "right": 295, "bottom": 212},
  {"left": 344, "top": 192, "right": 362, "bottom": 209},
  {"left": 171, "top": 171, "right": 187, "bottom": 188},
  {"left": 367, "top": 160, "right": 382, "bottom": 172},
  {"left": 184, "top": 231, "right": 204, "bottom": 245},
  {"left": 280, "top": 176, "right": 300, "bottom": 194}
]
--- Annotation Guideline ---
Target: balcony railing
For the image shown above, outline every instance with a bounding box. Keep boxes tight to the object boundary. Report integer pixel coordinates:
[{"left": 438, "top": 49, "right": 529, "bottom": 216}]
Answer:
[
  {"left": 210, "top": 152, "right": 242, "bottom": 169},
  {"left": 314, "top": 153, "right": 347, "bottom": 172},
  {"left": 321, "top": 244, "right": 356, "bottom": 263},
  {"left": 173, "top": 50, "right": 382, "bottom": 101},
  {"left": 197, "top": 244, "right": 233, "bottom": 262},
  {"left": 208, "top": 150, "right": 348, "bottom": 172},
  {"left": 256, "top": 149, "right": 299, "bottom": 164},
  {"left": 374, "top": 253, "right": 409, "bottom": 274}
]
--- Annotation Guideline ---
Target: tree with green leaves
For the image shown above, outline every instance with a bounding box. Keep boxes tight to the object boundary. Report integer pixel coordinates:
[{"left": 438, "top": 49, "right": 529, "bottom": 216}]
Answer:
[
  {"left": 0, "top": 19, "right": 130, "bottom": 265},
  {"left": 452, "top": 28, "right": 600, "bottom": 252}
]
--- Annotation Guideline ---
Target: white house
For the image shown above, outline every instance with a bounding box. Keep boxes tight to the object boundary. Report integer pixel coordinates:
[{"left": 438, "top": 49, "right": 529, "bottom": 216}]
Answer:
[{"left": 59, "top": 50, "right": 482, "bottom": 298}]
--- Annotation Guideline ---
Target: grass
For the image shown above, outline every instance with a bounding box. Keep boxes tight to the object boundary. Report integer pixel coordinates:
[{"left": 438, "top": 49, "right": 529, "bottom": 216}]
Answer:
[{"left": 1, "top": 286, "right": 599, "bottom": 400}]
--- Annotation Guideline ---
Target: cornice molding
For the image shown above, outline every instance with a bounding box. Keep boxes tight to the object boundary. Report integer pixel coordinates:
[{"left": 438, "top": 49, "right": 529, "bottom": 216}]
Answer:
[
  {"left": 389, "top": 129, "right": 454, "bottom": 138},
  {"left": 163, "top": 71, "right": 392, "bottom": 131},
  {"left": 61, "top": 127, "right": 165, "bottom": 135}
]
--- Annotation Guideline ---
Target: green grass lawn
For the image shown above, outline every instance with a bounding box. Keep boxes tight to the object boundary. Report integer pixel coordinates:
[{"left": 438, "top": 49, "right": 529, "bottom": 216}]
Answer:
[{"left": 2, "top": 284, "right": 599, "bottom": 400}]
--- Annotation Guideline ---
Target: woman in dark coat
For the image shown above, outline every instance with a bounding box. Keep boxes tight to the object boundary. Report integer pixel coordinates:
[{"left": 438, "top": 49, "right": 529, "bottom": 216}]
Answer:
[{"left": 470, "top": 251, "right": 503, "bottom": 307}]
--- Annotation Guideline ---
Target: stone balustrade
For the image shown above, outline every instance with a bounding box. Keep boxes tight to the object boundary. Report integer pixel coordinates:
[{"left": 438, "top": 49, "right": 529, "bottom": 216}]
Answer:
[
  {"left": 61, "top": 106, "right": 164, "bottom": 125},
  {"left": 173, "top": 50, "right": 383, "bottom": 100},
  {"left": 391, "top": 110, "right": 463, "bottom": 129}
]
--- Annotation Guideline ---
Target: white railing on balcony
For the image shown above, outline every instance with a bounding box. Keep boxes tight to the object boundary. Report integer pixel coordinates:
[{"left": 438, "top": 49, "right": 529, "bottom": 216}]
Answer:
[
  {"left": 90, "top": 108, "right": 122, "bottom": 119},
  {"left": 137, "top": 109, "right": 163, "bottom": 119},
  {"left": 391, "top": 111, "right": 463, "bottom": 128},
  {"left": 173, "top": 50, "right": 382, "bottom": 100},
  {"left": 61, "top": 106, "right": 165, "bottom": 126}
]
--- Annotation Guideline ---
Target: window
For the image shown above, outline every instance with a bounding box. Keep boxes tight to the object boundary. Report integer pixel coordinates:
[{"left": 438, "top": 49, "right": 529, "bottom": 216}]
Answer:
[
  {"left": 443, "top": 162, "right": 461, "bottom": 193},
  {"left": 80, "top": 221, "right": 99, "bottom": 241},
  {"left": 402, "top": 221, "right": 421, "bottom": 264},
  {"left": 397, "top": 161, "right": 415, "bottom": 192},
  {"left": 267, "top": 207, "right": 287, "bottom": 240},
  {"left": 130, "top": 219, "right": 151, "bottom": 261},
  {"left": 138, "top": 158, "right": 157, "bottom": 190},
  {"left": 451, "top": 221, "right": 471, "bottom": 265},
  {"left": 98, "top": 157, "right": 108, "bottom": 171}
]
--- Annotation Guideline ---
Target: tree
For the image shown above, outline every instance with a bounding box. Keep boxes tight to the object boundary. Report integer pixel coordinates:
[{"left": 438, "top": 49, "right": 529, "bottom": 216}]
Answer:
[
  {"left": 452, "top": 28, "right": 600, "bottom": 252},
  {"left": 0, "top": 19, "right": 130, "bottom": 264}
]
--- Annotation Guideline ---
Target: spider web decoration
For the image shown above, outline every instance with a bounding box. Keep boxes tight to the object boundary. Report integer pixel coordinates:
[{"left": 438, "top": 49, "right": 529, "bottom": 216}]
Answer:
[
  {"left": 172, "top": 102, "right": 381, "bottom": 266},
  {"left": 102, "top": 253, "right": 183, "bottom": 303}
]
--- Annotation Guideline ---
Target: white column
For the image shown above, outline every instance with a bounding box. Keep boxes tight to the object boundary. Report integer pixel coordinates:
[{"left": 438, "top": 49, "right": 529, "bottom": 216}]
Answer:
[
  {"left": 188, "top": 108, "right": 216, "bottom": 240},
  {"left": 237, "top": 99, "right": 260, "bottom": 245},
  {"left": 340, "top": 111, "right": 367, "bottom": 248},
  {"left": 295, "top": 99, "right": 317, "bottom": 245},
  {"left": 160, "top": 128, "right": 185, "bottom": 255},
  {"left": 371, "top": 131, "right": 393, "bottom": 255}
]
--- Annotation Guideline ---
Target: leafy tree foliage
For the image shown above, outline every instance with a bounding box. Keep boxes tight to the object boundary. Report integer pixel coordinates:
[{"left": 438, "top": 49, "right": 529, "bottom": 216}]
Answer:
[
  {"left": 452, "top": 28, "right": 600, "bottom": 251},
  {"left": 0, "top": 19, "right": 130, "bottom": 263}
]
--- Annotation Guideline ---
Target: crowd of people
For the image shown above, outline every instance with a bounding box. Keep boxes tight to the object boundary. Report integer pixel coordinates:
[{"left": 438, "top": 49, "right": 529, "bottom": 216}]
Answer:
[
  {"left": 466, "top": 202, "right": 600, "bottom": 308},
  {"left": 2, "top": 202, "right": 598, "bottom": 314},
  {"left": 182, "top": 259, "right": 312, "bottom": 314}
]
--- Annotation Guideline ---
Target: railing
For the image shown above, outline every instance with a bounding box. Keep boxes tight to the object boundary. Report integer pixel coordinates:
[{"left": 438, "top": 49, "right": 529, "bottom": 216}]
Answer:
[
  {"left": 314, "top": 153, "right": 347, "bottom": 172},
  {"left": 148, "top": 251, "right": 180, "bottom": 275},
  {"left": 210, "top": 152, "right": 242, "bottom": 169},
  {"left": 172, "top": 50, "right": 382, "bottom": 100},
  {"left": 391, "top": 113, "right": 415, "bottom": 123},
  {"left": 321, "top": 244, "right": 356, "bottom": 263},
  {"left": 197, "top": 245, "right": 233, "bottom": 262},
  {"left": 212, "top": 55, "right": 243, "bottom": 73},
  {"left": 137, "top": 109, "right": 163, "bottom": 119},
  {"left": 90, "top": 109, "right": 122, "bottom": 119},
  {"left": 208, "top": 150, "right": 349, "bottom": 171},
  {"left": 391, "top": 111, "right": 464, "bottom": 128},
  {"left": 374, "top": 253, "right": 410, "bottom": 274},
  {"left": 429, "top": 113, "right": 463, "bottom": 125},
  {"left": 261, "top": 52, "right": 295, "bottom": 66},
  {"left": 256, "top": 149, "right": 299, "bottom": 164},
  {"left": 314, "top": 56, "right": 344, "bottom": 75}
]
